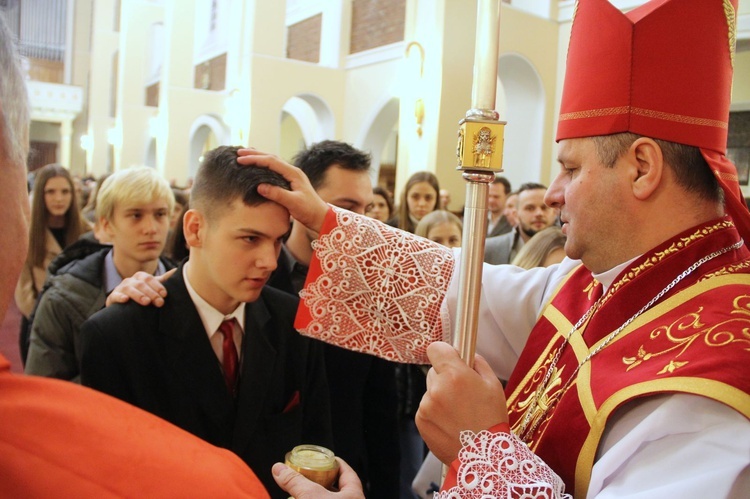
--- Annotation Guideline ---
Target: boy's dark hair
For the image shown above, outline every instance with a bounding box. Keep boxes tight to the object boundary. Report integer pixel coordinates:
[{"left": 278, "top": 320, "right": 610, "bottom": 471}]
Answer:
[
  {"left": 292, "top": 140, "right": 371, "bottom": 190},
  {"left": 191, "top": 145, "right": 291, "bottom": 220}
]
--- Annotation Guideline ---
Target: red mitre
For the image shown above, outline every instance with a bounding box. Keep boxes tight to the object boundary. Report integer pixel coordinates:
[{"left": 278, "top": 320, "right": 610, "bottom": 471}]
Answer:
[{"left": 556, "top": 0, "right": 750, "bottom": 241}]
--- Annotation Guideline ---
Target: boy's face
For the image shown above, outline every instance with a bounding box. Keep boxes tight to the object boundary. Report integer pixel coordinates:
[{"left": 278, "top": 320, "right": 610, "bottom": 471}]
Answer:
[
  {"left": 186, "top": 199, "right": 290, "bottom": 313},
  {"left": 101, "top": 199, "right": 171, "bottom": 267}
]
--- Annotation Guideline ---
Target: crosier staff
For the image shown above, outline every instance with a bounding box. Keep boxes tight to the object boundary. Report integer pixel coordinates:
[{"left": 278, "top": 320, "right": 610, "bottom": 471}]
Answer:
[
  {"left": 443, "top": 0, "right": 505, "bottom": 483},
  {"left": 453, "top": 0, "right": 505, "bottom": 373}
]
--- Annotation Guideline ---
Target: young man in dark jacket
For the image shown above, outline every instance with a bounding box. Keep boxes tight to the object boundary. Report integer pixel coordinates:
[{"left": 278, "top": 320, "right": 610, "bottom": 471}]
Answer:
[
  {"left": 79, "top": 146, "right": 332, "bottom": 499},
  {"left": 25, "top": 166, "right": 175, "bottom": 381}
]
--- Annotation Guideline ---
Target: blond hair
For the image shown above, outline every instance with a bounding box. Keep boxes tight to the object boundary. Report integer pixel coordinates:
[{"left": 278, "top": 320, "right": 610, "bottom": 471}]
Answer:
[
  {"left": 96, "top": 166, "right": 174, "bottom": 222},
  {"left": 511, "top": 226, "right": 566, "bottom": 270},
  {"left": 415, "top": 210, "right": 463, "bottom": 239}
]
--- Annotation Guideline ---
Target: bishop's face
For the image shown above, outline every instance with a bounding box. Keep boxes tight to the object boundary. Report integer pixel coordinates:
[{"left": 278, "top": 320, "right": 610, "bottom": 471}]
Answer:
[{"left": 546, "top": 138, "right": 632, "bottom": 273}]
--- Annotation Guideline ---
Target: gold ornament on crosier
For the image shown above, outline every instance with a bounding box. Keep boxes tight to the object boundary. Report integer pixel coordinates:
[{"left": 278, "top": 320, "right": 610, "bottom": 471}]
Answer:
[{"left": 456, "top": 119, "right": 505, "bottom": 171}]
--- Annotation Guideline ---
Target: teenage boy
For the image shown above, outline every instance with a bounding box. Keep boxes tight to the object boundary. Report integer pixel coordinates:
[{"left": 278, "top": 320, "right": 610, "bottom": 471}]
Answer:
[
  {"left": 79, "top": 145, "right": 332, "bottom": 499},
  {"left": 25, "top": 166, "right": 175, "bottom": 382}
]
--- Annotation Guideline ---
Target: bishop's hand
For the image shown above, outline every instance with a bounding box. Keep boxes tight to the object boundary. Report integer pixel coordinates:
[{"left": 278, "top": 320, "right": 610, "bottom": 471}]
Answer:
[
  {"left": 236, "top": 149, "right": 329, "bottom": 233},
  {"left": 416, "top": 341, "right": 508, "bottom": 465}
]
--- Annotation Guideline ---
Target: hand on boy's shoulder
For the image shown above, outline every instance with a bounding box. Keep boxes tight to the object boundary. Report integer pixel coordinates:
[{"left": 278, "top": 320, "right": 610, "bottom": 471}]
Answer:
[{"left": 106, "top": 268, "right": 175, "bottom": 308}]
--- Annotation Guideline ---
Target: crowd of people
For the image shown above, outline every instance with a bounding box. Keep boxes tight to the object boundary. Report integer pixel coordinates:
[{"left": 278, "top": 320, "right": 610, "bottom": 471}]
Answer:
[{"left": 2, "top": 0, "right": 749, "bottom": 498}]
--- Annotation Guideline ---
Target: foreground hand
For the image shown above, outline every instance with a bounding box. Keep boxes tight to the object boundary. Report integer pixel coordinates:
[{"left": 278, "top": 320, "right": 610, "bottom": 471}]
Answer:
[
  {"left": 416, "top": 341, "right": 508, "bottom": 464},
  {"left": 236, "top": 149, "right": 329, "bottom": 232},
  {"left": 105, "top": 268, "right": 175, "bottom": 307},
  {"left": 272, "top": 458, "right": 364, "bottom": 499}
]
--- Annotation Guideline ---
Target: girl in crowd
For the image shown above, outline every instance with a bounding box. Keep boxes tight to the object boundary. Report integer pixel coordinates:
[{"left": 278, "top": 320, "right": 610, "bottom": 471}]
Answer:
[
  {"left": 415, "top": 210, "right": 463, "bottom": 248},
  {"left": 511, "top": 226, "right": 566, "bottom": 269},
  {"left": 386, "top": 170, "right": 440, "bottom": 498},
  {"left": 15, "top": 164, "right": 88, "bottom": 362},
  {"left": 387, "top": 171, "right": 439, "bottom": 234},
  {"left": 365, "top": 186, "right": 393, "bottom": 223}
]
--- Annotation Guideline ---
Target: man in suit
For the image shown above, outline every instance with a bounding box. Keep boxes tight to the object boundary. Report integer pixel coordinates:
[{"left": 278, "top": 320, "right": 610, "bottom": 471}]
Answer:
[
  {"left": 484, "top": 182, "right": 557, "bottom": 265},
  {"left": 79, "top": 145, "right": 332, "bottom": 499},
  {"left": 486, "top": 176, "right": 513, "bottom": 237},
  {"left": 107, "top": 141, "right": 400, "bottom": 498}
]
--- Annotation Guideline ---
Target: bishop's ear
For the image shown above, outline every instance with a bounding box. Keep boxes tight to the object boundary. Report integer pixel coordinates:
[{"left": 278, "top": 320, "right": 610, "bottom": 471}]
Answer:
[{"left": 629, "top": 137, "right": 664, "bottom": 200}]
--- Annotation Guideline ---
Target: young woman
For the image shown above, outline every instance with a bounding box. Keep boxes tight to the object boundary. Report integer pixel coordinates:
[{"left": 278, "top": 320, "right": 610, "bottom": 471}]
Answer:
[
  {"left": 386, "top": 170, "right": 441, "bottom": 498},
  {"left": 415, "top": 209, "right": 463, "bottom": 248},
  {"left": 365, "top": 186, "right": 393, "bottom": 223},
  {"left": 15, "top": 164, "right": 88, "bottom": 362},
  {"left": 387, "top": 171, "right": 440, "bottom": 234}
]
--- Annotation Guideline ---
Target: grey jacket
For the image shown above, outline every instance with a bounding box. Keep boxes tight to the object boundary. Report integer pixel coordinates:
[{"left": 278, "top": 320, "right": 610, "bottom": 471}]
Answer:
[
  {"left": 25, "top": 246, "right": 175, "bottom": 382},
  {"left": 484, "top": 229, "right": 522, "bottom": 265}
]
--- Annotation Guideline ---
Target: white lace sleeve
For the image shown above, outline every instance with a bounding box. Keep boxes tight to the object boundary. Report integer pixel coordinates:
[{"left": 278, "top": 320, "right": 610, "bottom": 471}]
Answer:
[
  {"left": 297, "top": 207, "right": 455, "bottom": 364},
  {"left": 436, "top": 430, "right": 570, "bottom": 499}
]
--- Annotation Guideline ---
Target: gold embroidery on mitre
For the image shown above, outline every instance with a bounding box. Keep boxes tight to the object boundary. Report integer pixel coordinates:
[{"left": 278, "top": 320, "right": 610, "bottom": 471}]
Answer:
[
  {"left": 724, "top": 0, "right": 737, "bottom": 69},
  {"left": 714, "top": 169, "right": 740, "bottom": 183},
  {"left": 565, "top": 1, "right": 580, "bottom": 60},
  {"left": 559, "top": 106, "right": 630, "bottom": 121},
  {"left": 630, "top": 108, "right": 728, "bottom": 129},
  {"left": 559, "top": 106, "right": 727, "bottom": 130},
  {"left": 623, "top": 295, "right": 750, "bottom": 374}
]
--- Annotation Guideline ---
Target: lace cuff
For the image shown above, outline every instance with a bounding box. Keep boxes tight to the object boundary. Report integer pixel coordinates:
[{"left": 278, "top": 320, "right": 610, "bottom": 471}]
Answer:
[
  {"left": 294, "top": 206, "right": 455, "bottom": 364},
  {"left": 436, "top": 427, "right": 569, "bottom": 499}
]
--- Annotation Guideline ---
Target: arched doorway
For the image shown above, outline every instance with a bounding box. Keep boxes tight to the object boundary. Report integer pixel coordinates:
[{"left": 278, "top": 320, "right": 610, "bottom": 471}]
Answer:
[
  {"left": 188, "top": 115, "right": 228, "bottom": 177},
  {"left": 497, "top": 54, "right": 545, "bottom": 189},
  {"left": 359, "top": 97, "right": 399, "bottom": 195},
  {"left": 279, "top": 94, "right": 335, "bottom": 161}
]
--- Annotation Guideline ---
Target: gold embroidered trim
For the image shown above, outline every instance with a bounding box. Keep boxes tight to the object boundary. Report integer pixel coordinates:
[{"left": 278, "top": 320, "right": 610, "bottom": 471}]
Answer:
[
  {"left": 559, "top": 106, "right": 728, "bottom": 130},
  {"left": 714, "top": 169, "right": 740, "bottom": 183},
  {"left": 725, "top": 0, "right": 737, "bottom": 69},
  {"left": 622, "top": 295, "right": 750, "bottom": 374},
  {"left": 559, "top": 106, "right": 629, "bottom": 121},
  {"left": 702, "top": 260, "right": 750, "bottom": 280},
  {"left": 607, "top": 220, "right": 734, "bottom": 297}
]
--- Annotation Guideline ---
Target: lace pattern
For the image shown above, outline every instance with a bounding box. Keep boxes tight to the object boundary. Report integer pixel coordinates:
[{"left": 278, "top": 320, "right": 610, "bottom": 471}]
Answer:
[
  {"left": 298, "top": 207, "right": 455, "bottom": 363},
  {"left": 436, "top": 430, "right": 570, "bottom": 499}
]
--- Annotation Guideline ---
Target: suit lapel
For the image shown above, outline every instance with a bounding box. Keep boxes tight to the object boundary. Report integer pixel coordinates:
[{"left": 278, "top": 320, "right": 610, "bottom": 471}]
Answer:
[
  {"left": 232, "top": 294, "right": 278, "bottom": 453},
  {"left": 161, "top": 269, "right": 235, "bottom": 429}
]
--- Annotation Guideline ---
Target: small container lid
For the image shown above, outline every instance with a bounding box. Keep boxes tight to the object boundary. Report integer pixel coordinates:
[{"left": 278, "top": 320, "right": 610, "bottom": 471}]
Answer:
[{"left": 287, "top": 444, "right": 337, "bottom": 471}]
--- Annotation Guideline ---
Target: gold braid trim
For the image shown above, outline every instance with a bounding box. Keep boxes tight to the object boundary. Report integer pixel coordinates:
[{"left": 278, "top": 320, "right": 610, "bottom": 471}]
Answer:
[
  {"left": 714, "top": 169, "right": 739, "bottom": 183},
  {"left": 701, "top": 260, "right": 750, "bottom": 280},
  {"left": 559, "top": 106, "right": 728, "bottom": 130},
  {"left": 724, "top": 0, "right": 737, "bottom": 69},
  {"left": 605, "top": 220, "right": 735, "bottom": 299}
]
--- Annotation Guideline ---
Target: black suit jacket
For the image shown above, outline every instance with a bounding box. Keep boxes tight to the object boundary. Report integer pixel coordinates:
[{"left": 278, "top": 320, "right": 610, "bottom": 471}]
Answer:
[
  {"left": 267, "top": 246, "right": 401, "bottom": 498},
  {"left": 80, "top": 266, "right": 332, "bottom": 499}
]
